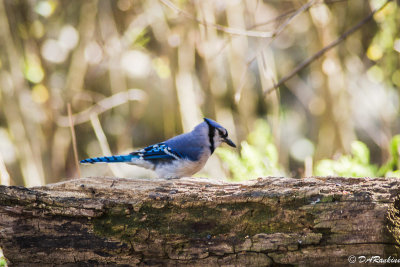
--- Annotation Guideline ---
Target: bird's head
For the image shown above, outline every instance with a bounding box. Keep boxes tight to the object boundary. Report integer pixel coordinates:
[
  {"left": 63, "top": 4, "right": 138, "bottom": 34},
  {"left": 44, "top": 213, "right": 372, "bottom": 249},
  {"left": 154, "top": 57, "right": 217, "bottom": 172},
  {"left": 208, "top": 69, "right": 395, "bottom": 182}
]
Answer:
[{"left": 203, "top": 118, "right": 236, "bottom": 151}]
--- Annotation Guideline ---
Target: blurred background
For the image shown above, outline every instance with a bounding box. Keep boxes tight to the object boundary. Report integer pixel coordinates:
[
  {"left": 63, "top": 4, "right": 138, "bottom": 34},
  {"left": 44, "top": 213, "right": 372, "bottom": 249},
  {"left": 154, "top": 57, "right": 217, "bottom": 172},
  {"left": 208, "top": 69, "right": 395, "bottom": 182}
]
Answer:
[{"left": 0, "top": 0, "right": 399, "bottom": 186}]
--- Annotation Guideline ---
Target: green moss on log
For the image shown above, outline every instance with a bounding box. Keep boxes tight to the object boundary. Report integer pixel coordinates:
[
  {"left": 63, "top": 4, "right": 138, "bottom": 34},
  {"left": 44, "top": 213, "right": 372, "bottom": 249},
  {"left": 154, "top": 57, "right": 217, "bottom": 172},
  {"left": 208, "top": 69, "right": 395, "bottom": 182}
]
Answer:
[{"left": 92, "top": 199, "right": 316, "bottom": 243}]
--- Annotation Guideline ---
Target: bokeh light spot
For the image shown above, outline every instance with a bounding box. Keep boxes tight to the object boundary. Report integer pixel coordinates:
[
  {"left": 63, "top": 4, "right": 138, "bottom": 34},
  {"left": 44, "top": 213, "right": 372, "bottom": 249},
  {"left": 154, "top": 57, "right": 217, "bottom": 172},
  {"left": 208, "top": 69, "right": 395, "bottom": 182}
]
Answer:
[
  {"left": 35, "top": 0, "right": 55, "bottom": 17},
  {"left": 24, "top": 58, "right": 44, "bottom": 83},
  {"left": 30, "top": 20, "right": 45, "bottom": 39},
  {"left": 32, "top": 84, "right": 49, "bottom": 104},
  {"left": 41, "top": 39, "right": 68, "bottom": 63},
  {"left": 59, "top": 25, "right": 79, "bottom": 51},
  {"left": 367, "top": 65, "right": 383, "bottom": 83},
  {"left": 117, "top": 0, "right": 132, "bottom": 11},
  {"left": 121, "top": 50, "right": 151, "bottom": 78},
  {"left": 290, "top": 138, "right": 315, "bottom": 162},
  {"left": 168, "top": 34, "right": 181, "bottom": 47},
  {"left": 322, "top": 58, "right": 339, "bottom": 75},
  {"left": 308, "top": 96, "right": 326, "bottom": 116},
  {"left": 367, "top": 44, "right": 383, "bottom": 61},
  {"left": 85, "top": 42, "right": 103, "bottom": 65}
]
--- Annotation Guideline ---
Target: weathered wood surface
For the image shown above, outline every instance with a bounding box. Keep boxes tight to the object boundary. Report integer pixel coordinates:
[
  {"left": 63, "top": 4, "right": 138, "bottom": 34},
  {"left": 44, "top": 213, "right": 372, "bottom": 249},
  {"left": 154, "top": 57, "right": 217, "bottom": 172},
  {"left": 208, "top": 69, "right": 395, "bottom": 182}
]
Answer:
[{"left": 0, "top": 176, "right": 400, "bottom": 266}]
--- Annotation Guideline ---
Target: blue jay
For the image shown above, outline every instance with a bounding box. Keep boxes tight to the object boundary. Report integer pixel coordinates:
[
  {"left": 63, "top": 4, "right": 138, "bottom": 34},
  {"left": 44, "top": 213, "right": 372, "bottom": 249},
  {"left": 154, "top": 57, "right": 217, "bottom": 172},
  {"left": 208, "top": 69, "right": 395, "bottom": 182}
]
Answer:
[{"left": 80, "top": 118, "right": 236, "bottom": 178}]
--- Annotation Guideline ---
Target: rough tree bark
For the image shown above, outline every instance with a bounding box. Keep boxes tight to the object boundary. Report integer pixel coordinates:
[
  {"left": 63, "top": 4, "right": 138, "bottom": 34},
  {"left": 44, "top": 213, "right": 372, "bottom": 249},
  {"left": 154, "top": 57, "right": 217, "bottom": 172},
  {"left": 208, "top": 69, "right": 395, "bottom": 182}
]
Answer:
[{"left": 0, "top": 176, "right": 400, "bottom": 266}]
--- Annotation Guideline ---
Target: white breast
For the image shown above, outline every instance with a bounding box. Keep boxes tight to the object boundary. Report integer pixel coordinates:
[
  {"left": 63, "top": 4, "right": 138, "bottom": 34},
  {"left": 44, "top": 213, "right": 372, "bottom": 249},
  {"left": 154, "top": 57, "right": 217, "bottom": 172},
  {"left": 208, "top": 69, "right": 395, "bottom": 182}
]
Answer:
[{"left": 154, "top": 153, "right": 210, "bottom": 178}]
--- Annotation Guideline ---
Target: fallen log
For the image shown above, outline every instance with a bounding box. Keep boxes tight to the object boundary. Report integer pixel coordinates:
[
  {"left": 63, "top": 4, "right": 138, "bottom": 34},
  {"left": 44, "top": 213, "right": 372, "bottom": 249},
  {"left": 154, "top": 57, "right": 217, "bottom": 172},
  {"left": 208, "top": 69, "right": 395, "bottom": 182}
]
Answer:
[{"left": 0, "top": 176, "right": 399, "bottom": 266}]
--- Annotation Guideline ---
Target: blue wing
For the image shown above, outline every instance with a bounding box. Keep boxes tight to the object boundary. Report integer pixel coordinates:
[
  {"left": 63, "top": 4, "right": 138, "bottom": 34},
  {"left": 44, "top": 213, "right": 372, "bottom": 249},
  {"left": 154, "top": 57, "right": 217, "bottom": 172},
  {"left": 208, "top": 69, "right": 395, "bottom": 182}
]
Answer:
[{"left": 130, "top": 143, "right": 184, "bottom": 161}]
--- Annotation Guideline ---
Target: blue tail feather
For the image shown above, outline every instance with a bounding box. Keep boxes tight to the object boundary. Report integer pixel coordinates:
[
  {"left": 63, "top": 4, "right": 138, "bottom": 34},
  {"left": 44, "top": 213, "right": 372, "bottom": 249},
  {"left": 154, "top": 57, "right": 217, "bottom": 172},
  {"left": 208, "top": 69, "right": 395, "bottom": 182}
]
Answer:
[{"left": 80, "top": 154, "right": 134, "bottom": 164}]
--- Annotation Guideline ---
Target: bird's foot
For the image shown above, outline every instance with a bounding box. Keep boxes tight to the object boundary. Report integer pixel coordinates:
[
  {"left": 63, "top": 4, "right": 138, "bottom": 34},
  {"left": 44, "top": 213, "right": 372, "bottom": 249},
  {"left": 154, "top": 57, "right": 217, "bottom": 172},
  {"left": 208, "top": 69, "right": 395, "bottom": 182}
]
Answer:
[{"left": 165, "top": 177, "right": 181, "bottom": 180}]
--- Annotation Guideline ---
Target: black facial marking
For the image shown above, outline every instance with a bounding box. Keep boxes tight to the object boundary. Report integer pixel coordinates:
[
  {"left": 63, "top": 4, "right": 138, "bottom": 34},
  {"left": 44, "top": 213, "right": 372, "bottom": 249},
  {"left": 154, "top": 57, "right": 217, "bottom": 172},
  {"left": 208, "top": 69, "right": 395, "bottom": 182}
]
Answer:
[{"left": 204, "top": 119, "right": 215, "bottom": 153}]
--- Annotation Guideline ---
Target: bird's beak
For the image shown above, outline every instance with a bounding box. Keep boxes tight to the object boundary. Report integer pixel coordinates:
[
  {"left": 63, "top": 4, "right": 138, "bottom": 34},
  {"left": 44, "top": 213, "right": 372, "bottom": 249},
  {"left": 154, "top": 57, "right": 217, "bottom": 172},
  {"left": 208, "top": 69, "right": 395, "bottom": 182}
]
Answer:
[{"left": 224, "top": 138, "right": 236, "bottom": 148}]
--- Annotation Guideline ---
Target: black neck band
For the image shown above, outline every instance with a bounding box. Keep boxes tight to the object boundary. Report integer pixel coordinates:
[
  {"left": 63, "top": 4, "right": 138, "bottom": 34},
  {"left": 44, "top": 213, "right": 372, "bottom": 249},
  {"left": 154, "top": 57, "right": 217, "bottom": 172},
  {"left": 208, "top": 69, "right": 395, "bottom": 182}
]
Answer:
[{"left": 205, "top": 121, "right": 215, "bottom": 153}]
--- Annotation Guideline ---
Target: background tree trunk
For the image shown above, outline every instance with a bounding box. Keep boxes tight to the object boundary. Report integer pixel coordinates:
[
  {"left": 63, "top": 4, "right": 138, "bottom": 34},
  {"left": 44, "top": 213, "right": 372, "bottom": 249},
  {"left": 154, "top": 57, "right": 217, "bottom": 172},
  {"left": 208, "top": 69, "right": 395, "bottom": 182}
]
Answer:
[{"left": 0, "top": 177, "right": 399, "bottom": 266}]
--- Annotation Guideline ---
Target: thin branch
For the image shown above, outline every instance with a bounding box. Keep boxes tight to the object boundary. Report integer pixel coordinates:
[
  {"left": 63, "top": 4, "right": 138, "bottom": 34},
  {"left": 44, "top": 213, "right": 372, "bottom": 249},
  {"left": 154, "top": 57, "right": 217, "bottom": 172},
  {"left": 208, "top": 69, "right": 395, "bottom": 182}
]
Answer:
[
  {"left": 263, "top": 0, "right": 391, "bottom": 95},
  {"left": 235, "top": 0, "right": 317, "bottom": 103},
  {"left": 68, "top": 103, "right": 82, "bottom": 178},
  {"left": 159, "top": 0, "right": 273, "bottom": 38},
  {"left": 0, "top": 151, "right": 11, "bottom": 185},
  {"left": 251, "top": 0, "right": 349, "bottom": 29},
  {"left": 90, "top": 114, "right": 124, "bottom": 177},
  {"left": 57, "top": 89, "right": 147, "bottom": 127},
  {"left": 304, "top": 156, "right": 313, "bottom": 177},
  {"left": 208, "top": 0, "right": 346, "bottom": 62},
  {"left": 251, "top": 9, "right": 297, "bottom": 29},
  {"left": 273, "top": 0, "right": 316, "bottom": 37}
]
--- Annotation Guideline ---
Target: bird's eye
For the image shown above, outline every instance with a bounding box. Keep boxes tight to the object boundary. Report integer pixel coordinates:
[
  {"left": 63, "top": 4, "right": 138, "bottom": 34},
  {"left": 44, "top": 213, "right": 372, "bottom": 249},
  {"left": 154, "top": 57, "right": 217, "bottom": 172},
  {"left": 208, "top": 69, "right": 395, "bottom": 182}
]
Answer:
[{"left": 218, "top": 129, "right": 227, "bottom": 138}]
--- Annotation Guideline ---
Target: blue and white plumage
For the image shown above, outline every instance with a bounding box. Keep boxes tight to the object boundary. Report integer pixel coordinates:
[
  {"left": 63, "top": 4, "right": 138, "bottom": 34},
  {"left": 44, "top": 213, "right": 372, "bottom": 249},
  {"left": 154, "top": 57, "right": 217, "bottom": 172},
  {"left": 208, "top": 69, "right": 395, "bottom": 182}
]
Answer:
[{"left": 80, "top": 118, "right": 236, "bottom": 178}]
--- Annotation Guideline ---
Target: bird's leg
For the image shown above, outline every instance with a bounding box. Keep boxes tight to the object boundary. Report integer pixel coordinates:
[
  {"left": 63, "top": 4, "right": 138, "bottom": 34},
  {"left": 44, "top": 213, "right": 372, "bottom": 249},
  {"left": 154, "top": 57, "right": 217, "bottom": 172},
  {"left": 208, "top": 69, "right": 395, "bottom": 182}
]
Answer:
[{"left": 165, "top": 176, "right": 181, "bottom": 180}]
